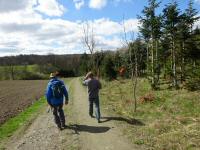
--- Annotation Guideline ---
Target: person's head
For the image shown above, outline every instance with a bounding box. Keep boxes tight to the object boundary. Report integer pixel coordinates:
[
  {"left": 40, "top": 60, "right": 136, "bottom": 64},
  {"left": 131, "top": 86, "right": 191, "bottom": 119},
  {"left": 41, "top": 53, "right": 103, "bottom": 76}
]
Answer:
[
  {"left": 55, "top": 71, "right": 60, "bottom": 77},
  {"left": 85, "top": 71, "right": 94, "bottom": 79},
  {"left": 49, "top": 72, "right": 57, "bottom": 79}
]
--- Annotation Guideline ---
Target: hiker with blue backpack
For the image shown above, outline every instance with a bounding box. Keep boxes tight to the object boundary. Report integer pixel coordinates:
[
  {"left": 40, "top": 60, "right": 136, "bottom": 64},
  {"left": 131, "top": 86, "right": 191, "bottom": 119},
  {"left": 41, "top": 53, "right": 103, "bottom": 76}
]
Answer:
[{"left": 45, "top": 72, "right": 69, "bottom": 130}]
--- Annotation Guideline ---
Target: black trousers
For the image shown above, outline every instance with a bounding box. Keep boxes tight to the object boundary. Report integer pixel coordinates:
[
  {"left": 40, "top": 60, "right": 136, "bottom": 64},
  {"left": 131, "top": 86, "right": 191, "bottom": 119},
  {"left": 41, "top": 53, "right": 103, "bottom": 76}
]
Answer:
[
  {"left": 52, "top": 105, "right": 65, "bottom": 128},
  {"left": 89, "top": 97, "right": 101, "bottom": 121}
]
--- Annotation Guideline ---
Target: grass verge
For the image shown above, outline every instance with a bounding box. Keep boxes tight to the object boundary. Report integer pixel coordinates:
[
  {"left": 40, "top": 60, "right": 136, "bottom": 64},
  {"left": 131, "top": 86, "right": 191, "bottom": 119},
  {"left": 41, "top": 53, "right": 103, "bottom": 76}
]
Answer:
[
  {"left": 0, "top": 78, "right": 76, "bottom": 149},
  {"left": 0, "top": 97, "right": 46, "bottom": 148},
  {"left": 100, "top": 78, "right": 200, "bottom": 150}
]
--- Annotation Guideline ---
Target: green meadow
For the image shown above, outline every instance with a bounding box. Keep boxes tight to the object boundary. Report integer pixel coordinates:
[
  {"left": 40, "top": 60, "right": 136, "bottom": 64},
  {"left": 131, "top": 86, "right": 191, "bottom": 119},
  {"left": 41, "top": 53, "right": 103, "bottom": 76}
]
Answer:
[{"left": 100, "top": 78, "right": 200, "bottom": 149}]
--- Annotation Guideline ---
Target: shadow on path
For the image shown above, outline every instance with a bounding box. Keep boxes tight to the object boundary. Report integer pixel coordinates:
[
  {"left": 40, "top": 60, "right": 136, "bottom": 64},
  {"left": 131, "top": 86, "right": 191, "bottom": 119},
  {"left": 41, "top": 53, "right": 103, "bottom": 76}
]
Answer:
[
  {"left": 65, "top": 124, "right": 111, "bottom": 134},
  {"left": 101, "top": 116, "right": 145, "bottom": 126}
]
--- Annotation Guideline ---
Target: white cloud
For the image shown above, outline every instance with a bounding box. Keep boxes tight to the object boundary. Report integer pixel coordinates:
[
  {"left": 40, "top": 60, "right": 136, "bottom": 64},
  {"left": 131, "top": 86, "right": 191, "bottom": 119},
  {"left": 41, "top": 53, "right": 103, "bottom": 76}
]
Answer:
[
  {"left": 35, "top": 0, "right": 66, "bottom": 16},
  {"left": 89, "top": 0, "right": 107, "bottom": 9},
  {"left": 195, "top": 16, "right": 200, "bottom": 28},
  {"left": 73, "top": 0, "right": 84, "bottom": 10},
  {"left": 91, "top": 18, "right": 139, "bottom": 36},
  {"left": 0, "top": 0, "right": 37, "bottom": 13},
  {"left": 122, "top": 18, "right": 139, "bottom": 32},
  {"left": 88, "top": 0, "right": 132, "bottom": 10},
  {"left": 195, "top": 0, "right": 200, "bottom": 4},
  {"left": 0, "top": 0, "right": 28, "bottom": 12},
  {"left": 0, "top": 16, "right": 139, "bottom": 56},
  {"left": 0, "top": 0, "right": 139, "bottom": 56}
]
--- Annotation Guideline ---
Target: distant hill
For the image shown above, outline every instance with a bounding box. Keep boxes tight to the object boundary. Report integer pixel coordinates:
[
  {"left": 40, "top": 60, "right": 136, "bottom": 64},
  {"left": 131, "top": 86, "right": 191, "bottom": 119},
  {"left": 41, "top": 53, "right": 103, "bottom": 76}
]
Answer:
[{"left": 0, "top": 54, "right": 82, "bottom": 71}]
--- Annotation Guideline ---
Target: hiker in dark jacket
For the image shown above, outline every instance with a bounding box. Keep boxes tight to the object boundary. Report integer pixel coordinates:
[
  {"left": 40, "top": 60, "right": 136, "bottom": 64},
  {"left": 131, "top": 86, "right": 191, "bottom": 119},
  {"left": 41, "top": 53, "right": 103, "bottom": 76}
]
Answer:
[
  {"left": 83, "top": 72, "right": 102, "bottom": 123},
  {"left": 46, "top": 72, "right": 69, "bottom": 130}
]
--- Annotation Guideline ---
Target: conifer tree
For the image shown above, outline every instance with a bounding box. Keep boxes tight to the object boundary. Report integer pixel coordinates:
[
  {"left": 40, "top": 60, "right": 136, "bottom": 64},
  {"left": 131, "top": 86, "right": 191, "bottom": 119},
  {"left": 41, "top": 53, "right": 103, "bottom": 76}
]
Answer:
[
  {"left": 163, "top": 1, "right": 180, "bottom": 88},
  {"left": 139, "top": 0, "right": 161, "bottom": 89}
]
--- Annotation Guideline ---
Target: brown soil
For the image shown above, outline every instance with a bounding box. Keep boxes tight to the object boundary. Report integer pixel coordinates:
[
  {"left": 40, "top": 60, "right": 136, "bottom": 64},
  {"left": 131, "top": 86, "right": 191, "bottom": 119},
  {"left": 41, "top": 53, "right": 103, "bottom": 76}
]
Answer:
[{"left": 0, "top": 80, "right": 48, "bottom": 124}]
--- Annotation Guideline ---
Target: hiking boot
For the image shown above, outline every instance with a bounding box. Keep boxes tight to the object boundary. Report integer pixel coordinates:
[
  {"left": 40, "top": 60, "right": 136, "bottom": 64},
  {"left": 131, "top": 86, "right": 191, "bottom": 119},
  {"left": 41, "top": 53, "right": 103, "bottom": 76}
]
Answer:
[
  {"left": 58, "top": 126, "right": 63, "bottom": 131},
  {"left": 61, "top": 125, "right": 68, "bottom": 129},
  {"left": 89, "top": 114, "right": 95, "bottom": 118}
]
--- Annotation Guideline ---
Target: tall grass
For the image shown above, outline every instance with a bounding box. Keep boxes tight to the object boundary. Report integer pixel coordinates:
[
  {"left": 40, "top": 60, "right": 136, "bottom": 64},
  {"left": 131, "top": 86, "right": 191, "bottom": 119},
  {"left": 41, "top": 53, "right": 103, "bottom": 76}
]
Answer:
[{"left": 100, "top": 78, "right": 200, "bottom": 149}]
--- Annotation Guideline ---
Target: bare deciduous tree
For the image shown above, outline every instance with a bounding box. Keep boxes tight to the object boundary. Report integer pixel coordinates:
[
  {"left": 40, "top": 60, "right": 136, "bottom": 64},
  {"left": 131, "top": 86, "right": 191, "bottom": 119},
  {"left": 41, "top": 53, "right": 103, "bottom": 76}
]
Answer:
[
  {"left": 122, "top": 20, "right": 138, "bottom": 112},
  {"left": 82, "top": 22, "right": 95, "bottom": 72},
  {"left": 83, "top": 22, "right": 96, "bottom": 55},
  {"left": 82, "top": 21, "right": 102, "bottom": 78}
]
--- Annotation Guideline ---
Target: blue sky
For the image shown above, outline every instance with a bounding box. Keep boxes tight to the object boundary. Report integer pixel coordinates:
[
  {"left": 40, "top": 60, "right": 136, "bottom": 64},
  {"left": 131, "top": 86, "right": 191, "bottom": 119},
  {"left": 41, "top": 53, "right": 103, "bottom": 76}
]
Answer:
[
  {"left": 60, "top": 0, "right": 200, "bottom": 21},
  {"left": 0, "top": 0, "right": 200, "bottom": 56}
]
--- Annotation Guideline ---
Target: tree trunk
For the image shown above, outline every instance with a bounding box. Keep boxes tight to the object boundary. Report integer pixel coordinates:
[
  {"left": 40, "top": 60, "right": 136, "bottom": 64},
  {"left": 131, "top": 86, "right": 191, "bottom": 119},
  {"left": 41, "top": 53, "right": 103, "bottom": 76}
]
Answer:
[
  {"left": 151, "top": 40, "right": 155, "bottom": 88},
  {"left": 171, "top": 42, "right": 173, "bottom": 73},
  {"left": 90, "top": 54, "right": 95, "bottom": 73},
  {"left": 180, "top": 41, "right": 185, "bottom": 83},
  {"left": 97, "top": 67, "right": 100, "bottom": 79},
  {"left": 146, "top": 43, "right": 149, "bottom": 76},
  {"left": 172, "top": 40, "right": 177, "bottom": 88},
  {"left": 155, "top": 40, "right": 159, "bottom": 86},
  {"left": 164, "top": 61, "right": 166, "bottom": 79},
  {"left": 155, "top": 40, "right": 158, "bottom": 65},
  {"left": 129, "top": 46, "right": 137, "bottom": 112},
  {"left": 134, "top": 52, "right": 138, "bottom": 112},
  {"left": 193, "top": 60, "right": 196, "bottom": 68},
  {"left": 11, "top": 66, "right": 14, "bottom": 80}
]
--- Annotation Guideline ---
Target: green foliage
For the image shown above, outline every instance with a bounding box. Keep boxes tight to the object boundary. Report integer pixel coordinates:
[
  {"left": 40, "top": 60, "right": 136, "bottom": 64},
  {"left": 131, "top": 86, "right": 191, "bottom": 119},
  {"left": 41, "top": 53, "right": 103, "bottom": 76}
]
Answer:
[
  {"left": 79, "top": 53, "right": 91, "bottom": 75},
  {"left": 36, "top": 64, "right": 59, "bottom": 74},
  {"left": 102, "top": 54, "right": 117, "bottom": 80},
  {"left": 185, "top": 67, "right": 200, "bottom": 91},
  {"left": 163, "top": 1, "right": 180, "bottom": 36},
  {"left": 0, "top": 65, "right": 48, "bottom": 80},
  {"left": 138, "top": 0, "right": 200, "bottom": 90},
  {"left": 20, "top": 71, "right": 47, "bottom": 80}
]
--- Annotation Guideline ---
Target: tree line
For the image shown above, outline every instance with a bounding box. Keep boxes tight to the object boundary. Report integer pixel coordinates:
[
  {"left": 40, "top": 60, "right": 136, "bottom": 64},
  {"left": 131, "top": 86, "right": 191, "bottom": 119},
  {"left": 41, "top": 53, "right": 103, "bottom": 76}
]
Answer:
[
  {"left": 0, "top": 54, "right": 81, "bottom": 80},
  {"left": 138, "top": 0, "right": 200, "bottom": 90},
  {"left": 80, "top": 0, "right": 200, "bottom": 91}
]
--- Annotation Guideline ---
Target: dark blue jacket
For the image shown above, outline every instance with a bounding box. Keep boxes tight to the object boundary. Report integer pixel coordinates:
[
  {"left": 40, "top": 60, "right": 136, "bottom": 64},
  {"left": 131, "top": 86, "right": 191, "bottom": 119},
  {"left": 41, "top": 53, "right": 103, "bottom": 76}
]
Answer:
[
  {"left": 45, "top": 78, "right": 68, "bottom": 106},
  {"left": 83, "top": 78, "right": 101, "bottom": 98}
]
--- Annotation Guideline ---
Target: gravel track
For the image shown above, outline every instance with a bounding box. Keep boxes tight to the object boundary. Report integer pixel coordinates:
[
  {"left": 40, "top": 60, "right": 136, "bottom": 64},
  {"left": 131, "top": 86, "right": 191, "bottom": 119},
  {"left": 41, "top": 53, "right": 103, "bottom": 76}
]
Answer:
[{"left": 5, "top": 78, "right": 137, "bottom": 150}]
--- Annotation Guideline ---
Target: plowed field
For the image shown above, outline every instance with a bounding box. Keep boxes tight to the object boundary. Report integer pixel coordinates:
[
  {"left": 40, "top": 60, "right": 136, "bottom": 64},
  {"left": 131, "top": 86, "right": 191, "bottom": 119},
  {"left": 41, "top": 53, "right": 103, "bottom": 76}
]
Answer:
[{"left": 0, "top": 80, "right": 48, "bottom": 124}]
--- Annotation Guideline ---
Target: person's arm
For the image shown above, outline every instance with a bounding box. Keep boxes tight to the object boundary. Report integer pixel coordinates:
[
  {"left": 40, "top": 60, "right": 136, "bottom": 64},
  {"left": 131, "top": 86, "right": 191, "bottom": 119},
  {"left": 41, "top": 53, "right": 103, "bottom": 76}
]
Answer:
[
  {"left": 98, "top": 80, "right": 102, "bottom": 89},
  {"left": 45, "top": 83, "right": 53, "bottom": 107},
  {"left": 82, "top": 79, "right": 89, "bottom": 86},
  {"left": 60, "top": 81, "right": 69, "bottom": 104}
]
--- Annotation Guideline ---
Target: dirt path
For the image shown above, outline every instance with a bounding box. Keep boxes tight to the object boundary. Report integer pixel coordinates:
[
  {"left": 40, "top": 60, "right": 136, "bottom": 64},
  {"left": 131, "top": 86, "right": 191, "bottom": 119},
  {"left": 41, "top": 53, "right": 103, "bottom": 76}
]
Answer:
[{"left": 5, "top": 78, "right": 137, "bottom": 150}]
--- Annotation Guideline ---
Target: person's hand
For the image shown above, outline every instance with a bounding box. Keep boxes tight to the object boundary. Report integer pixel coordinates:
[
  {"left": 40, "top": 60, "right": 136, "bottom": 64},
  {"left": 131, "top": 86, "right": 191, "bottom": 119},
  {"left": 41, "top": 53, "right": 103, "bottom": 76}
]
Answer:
[
  {"left": 48, "top": 103, "right": 53, "bottom": 108},
  {"left": 65, "top": 100, "right": 68, "bottom": 105}
]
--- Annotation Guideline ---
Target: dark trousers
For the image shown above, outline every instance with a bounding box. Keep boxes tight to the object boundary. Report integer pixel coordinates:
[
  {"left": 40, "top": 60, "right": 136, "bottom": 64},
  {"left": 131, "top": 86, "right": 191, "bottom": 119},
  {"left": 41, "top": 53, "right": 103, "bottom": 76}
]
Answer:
[
  {"left": 89, "top": 97, "right": 101, "bottom": 121},
  {"left": 52, "top": 105, "right": 65, "bottom": 128}
]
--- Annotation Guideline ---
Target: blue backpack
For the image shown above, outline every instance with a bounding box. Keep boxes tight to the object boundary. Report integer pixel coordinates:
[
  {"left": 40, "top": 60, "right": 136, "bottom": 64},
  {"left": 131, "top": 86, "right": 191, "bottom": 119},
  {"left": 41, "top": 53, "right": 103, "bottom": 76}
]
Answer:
[{"left": 51, "top": 80, "right": 64, "bottom": 98}]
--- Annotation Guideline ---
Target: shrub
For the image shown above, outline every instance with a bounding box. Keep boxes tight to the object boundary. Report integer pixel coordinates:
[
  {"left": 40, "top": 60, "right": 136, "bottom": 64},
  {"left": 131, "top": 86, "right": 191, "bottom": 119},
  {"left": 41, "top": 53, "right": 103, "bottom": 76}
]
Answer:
[
  {"left": 186, "top": 77, "right": 200, "bottom": 91},
  {"left": 185, "top": 67, "right": 200, "bottom": 91},
  {"left": 102, "top": 55, "right": 117, "bottom": 80},
  {"left": 21, "top": 71, "right": 47, "bottom": 80}
]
